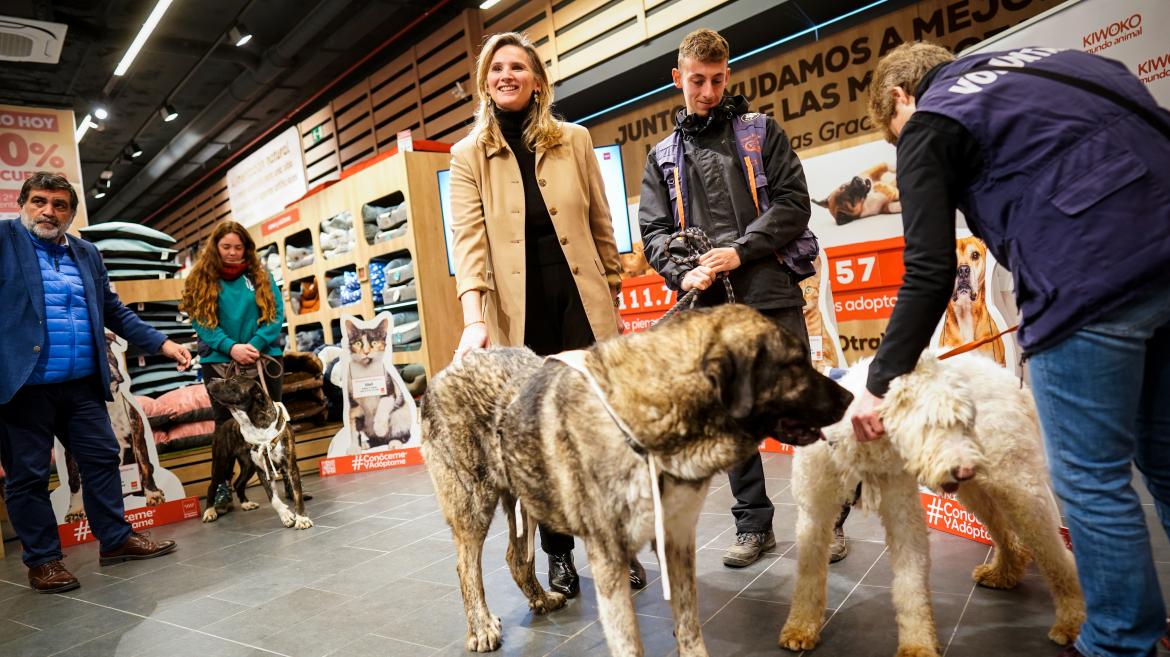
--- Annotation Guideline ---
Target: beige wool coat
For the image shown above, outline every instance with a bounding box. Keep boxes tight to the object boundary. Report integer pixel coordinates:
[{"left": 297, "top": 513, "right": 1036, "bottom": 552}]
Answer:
[{"left": 449, "top": 121, "right": 623, "bottom": 348}]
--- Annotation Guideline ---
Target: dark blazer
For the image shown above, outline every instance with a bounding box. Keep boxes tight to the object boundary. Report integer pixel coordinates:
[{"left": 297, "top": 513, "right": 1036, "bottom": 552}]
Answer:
[{"left": 0, "top": 219, "right": 168, "bottom": 404}]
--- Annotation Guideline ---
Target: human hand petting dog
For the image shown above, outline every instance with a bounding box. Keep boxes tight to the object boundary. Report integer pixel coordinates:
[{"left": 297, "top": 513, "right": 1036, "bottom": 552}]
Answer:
[
  {"left": 454, "top": 320, "right": 489, "bottom": 362},
  {"left": 230, "top": 343, "right": 260, "bottom": 365},
  {"left": 699, "top": 246, "right": 741, "bottom": 274},
  {"left": 160, "top": 339, "right": 192, "bottom": 371},
  {"left": 852, "top": 389, "right": 885, "bottom": 442}
]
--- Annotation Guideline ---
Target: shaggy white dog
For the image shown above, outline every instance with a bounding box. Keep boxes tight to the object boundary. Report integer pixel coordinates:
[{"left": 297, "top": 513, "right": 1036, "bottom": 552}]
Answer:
[{"left": 779, "top": 353, "right": 1084, "bottom": 657}]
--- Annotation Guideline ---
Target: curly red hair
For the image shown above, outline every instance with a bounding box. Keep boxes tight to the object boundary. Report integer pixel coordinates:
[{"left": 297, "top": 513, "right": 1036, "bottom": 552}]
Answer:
[{"left": 180, "top": 221, "right": 277, "bottom": 328}]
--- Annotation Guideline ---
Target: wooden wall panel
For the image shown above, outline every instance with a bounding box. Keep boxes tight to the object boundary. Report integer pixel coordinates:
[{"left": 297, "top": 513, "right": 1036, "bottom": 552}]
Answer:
[{"left": 300, "top": 106, "right": 340, "bottom": 188}]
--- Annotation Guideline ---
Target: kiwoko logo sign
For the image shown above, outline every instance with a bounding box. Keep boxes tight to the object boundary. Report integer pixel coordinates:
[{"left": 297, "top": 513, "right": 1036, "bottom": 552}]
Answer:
[{"left": 1082, "top": 13, "right": 1142, "bottom": 54}]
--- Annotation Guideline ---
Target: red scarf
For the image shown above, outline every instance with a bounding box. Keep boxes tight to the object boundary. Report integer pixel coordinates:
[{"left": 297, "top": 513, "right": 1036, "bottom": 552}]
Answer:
[{"left": 220, "top": 262, "right": 248, "bottom": 281}]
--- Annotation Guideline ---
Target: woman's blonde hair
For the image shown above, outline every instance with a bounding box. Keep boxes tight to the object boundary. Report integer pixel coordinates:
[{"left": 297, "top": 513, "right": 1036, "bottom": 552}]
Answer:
[
  {"left": 180, "top": 220, "right": 277, "bottom": 328},
  {"left": 471, "top": 32, "right": 563, "bottom": 152},
  {"left": 868, "top": 41, "right": 955, "bottom": 143}
]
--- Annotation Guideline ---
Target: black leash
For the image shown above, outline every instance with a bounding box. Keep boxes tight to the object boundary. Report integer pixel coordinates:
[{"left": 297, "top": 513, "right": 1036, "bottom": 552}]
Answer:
[{"left": 656, "top": 227, "right": 734, "bottom": 323}]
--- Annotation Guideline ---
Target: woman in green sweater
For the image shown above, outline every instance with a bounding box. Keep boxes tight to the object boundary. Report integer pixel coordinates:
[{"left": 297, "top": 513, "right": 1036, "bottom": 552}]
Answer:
[{"left": 181, "top": 221, "right": 285, "bottom": 424}]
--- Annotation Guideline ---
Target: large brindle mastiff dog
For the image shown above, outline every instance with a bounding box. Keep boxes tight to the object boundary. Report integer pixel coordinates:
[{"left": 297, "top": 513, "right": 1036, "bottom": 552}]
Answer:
[{"left": 421, "top": 305, "right": 853, "bottom": 657}]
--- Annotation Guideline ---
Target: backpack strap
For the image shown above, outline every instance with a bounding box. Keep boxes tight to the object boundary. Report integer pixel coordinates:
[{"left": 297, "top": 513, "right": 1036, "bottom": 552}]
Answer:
[
  {"left": 731, "top": 113, "right": 770, "bottom": 213},
  {"left": 654, "top": 131, "right": 687, "bottom": 229}
]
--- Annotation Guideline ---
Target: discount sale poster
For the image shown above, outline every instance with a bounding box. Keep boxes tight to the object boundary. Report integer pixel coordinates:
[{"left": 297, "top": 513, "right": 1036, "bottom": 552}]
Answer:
[{"left": 0, "top": 104, "right": 87, "bottom": 226}]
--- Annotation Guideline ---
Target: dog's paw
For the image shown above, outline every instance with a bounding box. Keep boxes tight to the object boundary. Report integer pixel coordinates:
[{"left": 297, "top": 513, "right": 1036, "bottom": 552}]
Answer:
[
  {"left": 972, "top": 563, "right": 1020, "bottom": 590},
  {"left": 529, "top": 590, "right": 566, "bottom": 615},
  {"left": 293, "top": 515, "right": 313, "bottom": 530},
  {"left": 64, "top": 509, "right": 87, "bottom": 523},
  {"left": 779, "top": 621, "right": 820, "bottom": 652},
  {"left": 278, "top": 508, "right": 296, "bottom": 527},
  {"left": 895, "top": 645, "right": 940, "bottom": 657},
  {"left": 240, "top": 501, "right": 260, "bottom": 511},
  {"left": 201, "top": 508, "right": 219, "bottom": 523},
  {"left": 465, "top": 615, "right": 502, "bottom": 652},
  {"left": 144, "top": 489, "right": 165, "bottom": 506}
]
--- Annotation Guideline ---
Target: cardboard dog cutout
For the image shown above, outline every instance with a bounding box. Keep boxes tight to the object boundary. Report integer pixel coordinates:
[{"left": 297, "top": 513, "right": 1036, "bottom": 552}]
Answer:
[{"left": 50, "top": 331, "right": 185, "bottom": 522}]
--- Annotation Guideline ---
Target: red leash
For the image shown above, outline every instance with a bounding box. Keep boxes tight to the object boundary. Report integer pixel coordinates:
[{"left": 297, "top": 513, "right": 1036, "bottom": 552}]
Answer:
[{"left": 938, "top": 325, "right": 1019, "bottom": 360}]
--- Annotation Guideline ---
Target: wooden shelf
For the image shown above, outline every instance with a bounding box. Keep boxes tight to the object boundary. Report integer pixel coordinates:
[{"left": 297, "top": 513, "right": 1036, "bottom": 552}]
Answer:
[
  {"left": 249, "top": 149, "right": 459, "bottom": 378},
  {"left": 114, "top": 278, "right": 185, "bottom": 304}
]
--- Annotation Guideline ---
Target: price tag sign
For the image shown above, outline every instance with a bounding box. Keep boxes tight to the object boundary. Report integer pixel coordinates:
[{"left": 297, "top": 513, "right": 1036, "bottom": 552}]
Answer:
[
  {"left": 617, "top": 274, "right": 675, "bottom": 334},
  {"left": 0, "top": 104, "right": 84, "bottom": 221},
  {"left": 825, "top": 236, "right": 905, "bottom": 363},
  {"left": 352, "top": 375, "right": 388, "bottom": 398}
]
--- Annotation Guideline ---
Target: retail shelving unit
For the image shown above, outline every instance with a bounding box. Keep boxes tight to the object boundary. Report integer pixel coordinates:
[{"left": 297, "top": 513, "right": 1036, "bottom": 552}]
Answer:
[{"left": 250, "top": 146, "right": 459, "bottom": 380}]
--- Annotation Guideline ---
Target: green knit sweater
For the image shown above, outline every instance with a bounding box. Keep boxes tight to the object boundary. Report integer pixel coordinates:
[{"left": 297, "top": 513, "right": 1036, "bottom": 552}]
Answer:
[{"left": 192, "top": 273, "right": 284, "bottom": 363}]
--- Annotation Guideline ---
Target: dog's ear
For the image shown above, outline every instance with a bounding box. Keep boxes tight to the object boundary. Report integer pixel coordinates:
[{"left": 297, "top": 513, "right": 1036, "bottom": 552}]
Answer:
[
  {"left": 812, "top": 197, "right": 829, "bottom": 208},
  {"left": 705, "top": 340, "right": 764, "bottom": 421}
]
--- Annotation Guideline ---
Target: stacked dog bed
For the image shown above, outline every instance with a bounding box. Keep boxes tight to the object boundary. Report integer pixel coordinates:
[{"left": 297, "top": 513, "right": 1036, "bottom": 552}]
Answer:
[
  {"left": 289, "top": 277, "right": 321, "bottom": 315},
  {"left": 361, "top": 201, "right": 409, "bottom": 244},
  {"left": 80, "top": 221, "right": 180, "bottom": 280},
  {"left": 320, "top": 211, "right": 355, "bottom": 259},
  {"left": 258, "top": 244, "right": 283, "bottom": 285},
  {"left": 282, "top": 352, "right": 328, "bottom": 432},
  {"left": 136, "top": 383, "right": 215, "bottom": 454},
  {"left": 126, "top": 301, "right": 200, "bottom": 396},
  {"left": 286, "top": 243, "right": 314, "bottom": 270},
  {"left": 378, "top": 255, "right": 416, "bottom": 307},
  {"left": 325, "top": 269, "right": 361, "bottom": 308}
]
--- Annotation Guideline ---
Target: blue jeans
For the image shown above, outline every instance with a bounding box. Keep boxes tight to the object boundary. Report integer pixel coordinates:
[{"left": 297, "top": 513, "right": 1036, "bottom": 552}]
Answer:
[{"left": 1028, "top": 285, "right": 1170, "bottom": 657}]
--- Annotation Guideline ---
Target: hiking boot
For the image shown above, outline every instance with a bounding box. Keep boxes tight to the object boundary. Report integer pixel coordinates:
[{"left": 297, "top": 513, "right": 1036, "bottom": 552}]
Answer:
[
  {"left": 547, "top": 552, "right": 579, "bottom": 598},
  {"left": 28, "top": 560, "right": 80, "bottom": 594},
  {"left": 722, "top": 530, "right": 776, "bottom": 568},
  {"left": 829, "top": 526, "right": 849, "bottom": 563}
]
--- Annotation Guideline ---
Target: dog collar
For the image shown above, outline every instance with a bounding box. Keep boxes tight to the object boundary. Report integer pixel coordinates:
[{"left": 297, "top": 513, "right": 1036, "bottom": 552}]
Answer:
[
  {"left": 546, "top": 350, "right": 672, "bottom": 601},
  {"left": 229, "top": 402, "right": 290, "bottom": 481}
]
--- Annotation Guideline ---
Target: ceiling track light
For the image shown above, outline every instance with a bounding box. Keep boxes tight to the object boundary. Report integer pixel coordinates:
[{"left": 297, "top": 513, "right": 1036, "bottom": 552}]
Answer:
[
  {"left": 479, "top": 0, "right": 501, "bottom": 8},
  {"left": 228, "top": 22, "right": 252, "bottom": 47},
  {"left": 93, "top": 105, "right": 109, "bottom": 120},
  {"left": 93, "top": 187, "right": 106, "bottom": 199},
  {"left": 102, "top": 178, "right": 112, "bottom": 189},
  {"left": 159, "top": 103, "right": 178, "bottom": 122},
  {"left": 125, "top": 141, "right": 143, "bottom": 159},
  {"left": 99, "top": 168, "right": 114, "bottom": 180}
]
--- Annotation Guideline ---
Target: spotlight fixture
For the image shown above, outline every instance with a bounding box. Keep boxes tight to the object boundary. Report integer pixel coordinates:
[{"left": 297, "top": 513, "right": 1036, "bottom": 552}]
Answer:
[
  {"left": 93, "top": 187, "right": 106, "bottom": 199},
  {"left": 93, "top": 106, "right": 109, "bottom": 120},
  {"left": 103, "top": 178, "right": 112, "bottom": 189},
  {"left": 159, "top": 103, "right": 178, "bottom": 122},
  {"left": 99, "top": 169, "right": 114, "bottom": 180},
  {"left": 228, "top": 22, "right": 252, "bottom": 47},
  {"left": 125, "top": 141, "right": 143, "bottom": 159},
  {"left": 479, "top": 0, "right": 501, "bottom": 8}
]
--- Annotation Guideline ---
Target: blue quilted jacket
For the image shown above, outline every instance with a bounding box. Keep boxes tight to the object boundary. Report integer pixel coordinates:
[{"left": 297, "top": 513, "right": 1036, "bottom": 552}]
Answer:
[{"left": 25, "top": 229, "right": 97, "bottom": 384}]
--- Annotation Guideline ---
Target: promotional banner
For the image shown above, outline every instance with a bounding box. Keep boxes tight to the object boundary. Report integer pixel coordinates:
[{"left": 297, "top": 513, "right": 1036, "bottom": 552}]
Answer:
[
  {"left": 0, "top": 104, "right": 86, "bottom": 226},
  {"left": 586, "top": 0, "right": 1058, "bottom": 195},
  {"left": 50, "top": 332, "right": 195, "bottom": 547},
  {"left": 226, "top": 126, "right": 308, "bottom": 228},
  {"left": 969, "top": 0, "right": 1170, "bottom": 104},
  {"left": 321, "top": 312, "right": 421, "bottom": 475}
]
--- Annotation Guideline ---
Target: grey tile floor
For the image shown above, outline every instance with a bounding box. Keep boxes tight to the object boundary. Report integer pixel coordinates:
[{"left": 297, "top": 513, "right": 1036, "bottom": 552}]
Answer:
[{"left": 1, "top": 453, "right": 1168, "bottom": 657}]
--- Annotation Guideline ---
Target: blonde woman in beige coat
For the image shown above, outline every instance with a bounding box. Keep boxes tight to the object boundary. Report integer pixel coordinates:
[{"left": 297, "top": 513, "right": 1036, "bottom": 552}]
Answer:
[{"left": 449, "top": 31, "right": 642, "bottom": 600}]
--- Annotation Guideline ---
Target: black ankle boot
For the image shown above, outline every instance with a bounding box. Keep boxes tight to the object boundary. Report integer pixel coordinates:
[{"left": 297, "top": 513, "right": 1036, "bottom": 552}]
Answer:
[
  {"left": 547, "top": 552, "right": 579, "bottom": 598},
  {"left": 629, "top": 557, "right": 647, "bottom": 590}
]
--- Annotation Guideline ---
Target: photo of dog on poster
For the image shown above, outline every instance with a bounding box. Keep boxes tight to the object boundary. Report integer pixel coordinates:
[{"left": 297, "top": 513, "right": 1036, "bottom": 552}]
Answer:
[
  {"left": 813, "top": 162, "right": 901, "bottom": 226},
  {"left": 933, "top": 234, "right": 1017, "bottom": 368},
  {"left": 50, "top": 331, "right": 185, "bottom": 522},
  {"left": 326, "top": 312, "right": 420, "bottom": 457}
]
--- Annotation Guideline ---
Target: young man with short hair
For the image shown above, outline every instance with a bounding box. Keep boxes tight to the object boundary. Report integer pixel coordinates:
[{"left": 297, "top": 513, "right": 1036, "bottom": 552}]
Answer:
[{"left": 639, "top": 29, "right": 851, "bottom": 567}]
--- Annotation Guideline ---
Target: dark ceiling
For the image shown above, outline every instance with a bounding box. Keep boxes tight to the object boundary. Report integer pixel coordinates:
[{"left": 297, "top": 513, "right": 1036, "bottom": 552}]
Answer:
[
  {"left": 0, "top": 0, "right": 468, "bottom": 223},
  {"left": 0, "top": 0, "right": 913, "bottom": 227}
]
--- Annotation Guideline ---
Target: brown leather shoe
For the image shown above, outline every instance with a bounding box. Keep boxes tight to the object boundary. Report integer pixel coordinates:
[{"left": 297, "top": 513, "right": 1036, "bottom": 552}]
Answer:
[
  {"left": 99, "top": 532, "right": 177, "bottom": 566},
  {"left": 28, "top": 560, "right": 80, "bottom": 594}
]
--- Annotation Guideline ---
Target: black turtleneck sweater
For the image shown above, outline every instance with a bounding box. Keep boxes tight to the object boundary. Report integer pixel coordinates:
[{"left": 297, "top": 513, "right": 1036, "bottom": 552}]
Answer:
[{"left": 495, "top": 109, "right": 557, "bottom": 244}]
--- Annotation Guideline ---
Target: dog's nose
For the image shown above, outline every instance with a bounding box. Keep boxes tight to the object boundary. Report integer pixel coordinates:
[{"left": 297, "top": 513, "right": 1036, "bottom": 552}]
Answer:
[
  {"left": 957, "top": 265, "right": 970, "bottom": 277},
  {"left": 952, "top": 465, "right": 976, "bottom": 482}
]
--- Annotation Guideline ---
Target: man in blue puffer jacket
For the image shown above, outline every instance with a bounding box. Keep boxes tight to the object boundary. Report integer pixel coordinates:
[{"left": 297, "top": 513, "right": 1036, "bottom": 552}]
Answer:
[
  {"left": 852, "top": 43, "right": 1170, "bottom": 657},
  {"left": 0, "top": 172, "right": 193, "bottom": 593}
]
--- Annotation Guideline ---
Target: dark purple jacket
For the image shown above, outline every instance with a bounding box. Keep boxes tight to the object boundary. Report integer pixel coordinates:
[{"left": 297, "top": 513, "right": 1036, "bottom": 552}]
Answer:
[{"left": 916, "top": 47, "right": 1170, "bottom": 354}]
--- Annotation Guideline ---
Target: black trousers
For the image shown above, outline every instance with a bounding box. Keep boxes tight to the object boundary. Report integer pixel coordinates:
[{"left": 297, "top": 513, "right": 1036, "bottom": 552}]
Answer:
[
  {"left": 525, "top": 234, "right": 593, "bottom": 555},
  {"left": 727, "top": 306, "right": 809, "bottom": 533}
]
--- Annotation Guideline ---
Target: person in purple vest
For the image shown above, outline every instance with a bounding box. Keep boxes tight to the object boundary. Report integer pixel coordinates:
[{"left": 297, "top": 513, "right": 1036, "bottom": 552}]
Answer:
[
  {"left": 0, "top": 172, "right": 192, "bottom": 594},
  {"left": 853, "top": 42, "right": 1170, "bottom": 657},
  {"left": 639, "top": 28, "right": 853, "bottom": 568}
]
